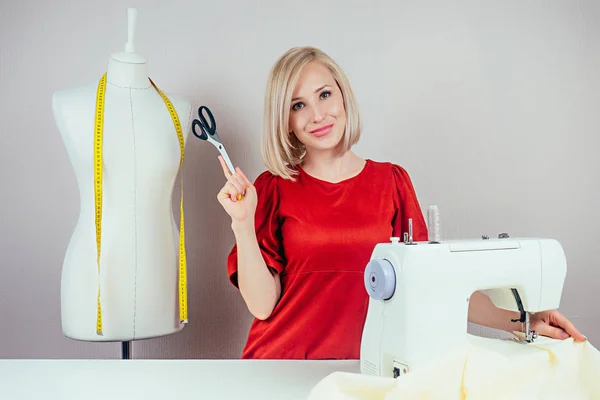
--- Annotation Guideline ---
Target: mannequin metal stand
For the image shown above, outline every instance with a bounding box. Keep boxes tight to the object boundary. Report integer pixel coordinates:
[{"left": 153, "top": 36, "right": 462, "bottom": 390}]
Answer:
[{"left": 122, "top": 341, "right": 131, "bottom": 359}]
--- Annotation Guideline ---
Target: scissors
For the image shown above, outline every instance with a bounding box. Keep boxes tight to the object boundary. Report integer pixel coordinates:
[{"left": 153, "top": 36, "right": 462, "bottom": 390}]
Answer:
[
  {"left": 192, "top": 105, "right": 243, "bottom": 200},
  {"left": 191, "top": 105, "right": 236, "bottom": 175}
]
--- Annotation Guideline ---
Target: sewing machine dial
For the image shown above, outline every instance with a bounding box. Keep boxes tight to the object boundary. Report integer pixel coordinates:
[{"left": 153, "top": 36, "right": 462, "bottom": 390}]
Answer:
[{"left": 364, "top": 259, "right": 396, "bottom": 300}]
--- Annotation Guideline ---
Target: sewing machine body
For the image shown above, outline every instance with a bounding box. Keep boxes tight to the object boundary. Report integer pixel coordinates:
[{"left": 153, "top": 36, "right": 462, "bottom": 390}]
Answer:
[{"left": 359, "top": 236, "right": 567, "bottom": 378}]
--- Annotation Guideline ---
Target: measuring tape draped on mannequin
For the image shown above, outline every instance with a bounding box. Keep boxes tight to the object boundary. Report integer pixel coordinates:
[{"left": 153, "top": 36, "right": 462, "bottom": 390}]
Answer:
[{"left": 93, "top": 73, "right": 188, "bottom": 336}]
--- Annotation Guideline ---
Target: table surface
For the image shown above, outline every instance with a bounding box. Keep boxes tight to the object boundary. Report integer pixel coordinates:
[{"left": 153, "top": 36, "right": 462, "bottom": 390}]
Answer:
[{"left": 0, "top": 359, "right": 361, "bottom": 400}]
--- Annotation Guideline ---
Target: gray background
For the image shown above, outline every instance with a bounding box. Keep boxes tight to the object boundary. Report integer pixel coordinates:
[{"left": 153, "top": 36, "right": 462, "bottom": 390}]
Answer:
[{"left": 1, "top": 0, "right": 598, "bottom": 359}]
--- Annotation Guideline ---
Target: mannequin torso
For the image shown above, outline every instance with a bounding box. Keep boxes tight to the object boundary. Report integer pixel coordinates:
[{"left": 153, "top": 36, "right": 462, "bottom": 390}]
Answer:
[{"left": 53, "top": 55, "right": 192, "bottom": 341}]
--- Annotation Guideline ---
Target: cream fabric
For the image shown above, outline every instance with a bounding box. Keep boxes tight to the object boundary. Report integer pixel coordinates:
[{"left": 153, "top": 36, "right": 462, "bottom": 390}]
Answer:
[{"left": 307, "top": 335, "right": 600, "bottom": 399}]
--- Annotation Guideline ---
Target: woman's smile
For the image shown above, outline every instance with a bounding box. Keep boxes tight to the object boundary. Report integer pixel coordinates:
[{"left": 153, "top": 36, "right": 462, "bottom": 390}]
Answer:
[{"left": 309, "top": 123, "right": 334, "bottom": 137}]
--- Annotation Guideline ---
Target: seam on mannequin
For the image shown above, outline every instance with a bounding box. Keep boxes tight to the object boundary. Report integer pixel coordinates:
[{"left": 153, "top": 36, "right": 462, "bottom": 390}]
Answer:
[
  {"left": 107, "top": 81, "right": 152, "bottom": 90},
  {"left": 130, "top": 88, "right": 138, "bottom": 339}
]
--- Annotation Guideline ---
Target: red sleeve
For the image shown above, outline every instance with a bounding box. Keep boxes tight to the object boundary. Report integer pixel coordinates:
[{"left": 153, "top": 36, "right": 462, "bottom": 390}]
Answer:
[
  {"left": 391, "top": 164, "right": 428, "bottom": 242},
  {"left": 226, "top": 171, "right": 285, "bottom": 288}
]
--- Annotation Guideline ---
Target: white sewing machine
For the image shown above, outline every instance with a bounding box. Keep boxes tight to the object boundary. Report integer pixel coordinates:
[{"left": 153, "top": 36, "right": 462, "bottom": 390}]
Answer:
[{"left": 359, "top": 221, "right": 567, "bottom": 379}]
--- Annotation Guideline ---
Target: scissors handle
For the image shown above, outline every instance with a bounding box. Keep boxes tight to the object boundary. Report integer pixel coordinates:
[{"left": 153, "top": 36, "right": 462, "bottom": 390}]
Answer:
[
  {"left": 191, "top": 106, "right": 217, "bottom": 141},
  {"left": 191, "top": 105, "right": 237, "bottom": 175},
  {"left": 198, "top": 106, "right": 216, "bottom": 133}
]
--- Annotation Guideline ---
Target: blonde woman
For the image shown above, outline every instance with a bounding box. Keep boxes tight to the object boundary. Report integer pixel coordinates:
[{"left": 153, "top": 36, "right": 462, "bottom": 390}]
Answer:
[{"left": 217, "top": 46, "right": 585, "bottom": 359}]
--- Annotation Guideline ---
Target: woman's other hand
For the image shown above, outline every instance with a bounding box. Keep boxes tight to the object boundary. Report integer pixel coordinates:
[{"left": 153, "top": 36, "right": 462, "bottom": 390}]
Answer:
[{"left": 530, "top": 309, "right": 586, "bottom": 342}]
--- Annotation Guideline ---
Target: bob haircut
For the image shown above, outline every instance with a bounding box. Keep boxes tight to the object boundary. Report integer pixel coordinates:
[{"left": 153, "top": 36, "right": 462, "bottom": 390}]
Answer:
[{"left": 261, "top": 46, "right": 362, "bottom": 180}]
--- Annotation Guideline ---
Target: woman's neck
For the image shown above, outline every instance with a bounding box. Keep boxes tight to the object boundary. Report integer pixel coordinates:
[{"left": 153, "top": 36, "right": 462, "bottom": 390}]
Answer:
[
  {"left": 106, "top": 57, "right": 151, "bottom": 89},
  {"left": 301, "top": 150, "right": 366, "bottom": 183}
]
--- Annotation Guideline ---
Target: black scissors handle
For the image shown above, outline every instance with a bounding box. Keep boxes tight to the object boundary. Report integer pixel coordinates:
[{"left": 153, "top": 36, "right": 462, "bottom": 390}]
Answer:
[{"left": 191, "top": 106, "right": 217, "bottom": 141}]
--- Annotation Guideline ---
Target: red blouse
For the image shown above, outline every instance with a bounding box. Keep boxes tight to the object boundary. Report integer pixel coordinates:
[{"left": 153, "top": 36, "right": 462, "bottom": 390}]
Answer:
[{"left": 226, "top": 159, "right": 428, "bottom": 359}]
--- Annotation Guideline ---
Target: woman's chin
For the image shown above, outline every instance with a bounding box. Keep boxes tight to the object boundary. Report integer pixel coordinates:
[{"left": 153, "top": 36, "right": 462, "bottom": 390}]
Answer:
[{"left": 306, "top": 135, "right": 343, "bottom": 152}]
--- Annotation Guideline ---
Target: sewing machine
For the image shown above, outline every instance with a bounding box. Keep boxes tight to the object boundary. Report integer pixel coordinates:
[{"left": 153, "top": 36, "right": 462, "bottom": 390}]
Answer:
[{"left": 359, "top": 221, "right": 567, "bottom": 379}]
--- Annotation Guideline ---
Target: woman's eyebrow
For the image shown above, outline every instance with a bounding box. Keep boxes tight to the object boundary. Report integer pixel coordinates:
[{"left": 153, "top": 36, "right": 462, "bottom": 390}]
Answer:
[{"left": 292, "top": 85, "right": 331, "bottom": 102}]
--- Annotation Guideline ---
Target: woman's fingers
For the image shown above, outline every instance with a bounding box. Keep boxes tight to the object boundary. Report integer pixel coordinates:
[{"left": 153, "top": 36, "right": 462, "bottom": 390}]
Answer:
[
  {"left": 225, "top": 181, "right": 243, "bottom": 201},
  {"left": 218, "top": 156, "right": 232, "bottom": 179},
  {"left": 236, "top": 167, "right": 253, "bottom": 188},
  {"left": 217, "top": 183, "right": 231, "bottom": 202},
  {"left": 538, "top": 324, "right": 570, "bottom": 340},
  {"left": 551, "top": 311, "right": 586, "bottom": 341},
  {"left": 230, "top": 173, "right": 246, "bottom": 194},
  {"left": 217, "top": 180, "right": 242, "bottom": 202},
  {"left": 228, "top": 174, "right": 244, "bottom": 195},
  {"left": 216, "top": 157, "right": 251, "bottom": 202}
]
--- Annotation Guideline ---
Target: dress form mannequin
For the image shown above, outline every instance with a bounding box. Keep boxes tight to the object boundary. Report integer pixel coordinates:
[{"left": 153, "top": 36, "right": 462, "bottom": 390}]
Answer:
[{"left": 52, "top": 8, "right": 192, "bottom": 342}]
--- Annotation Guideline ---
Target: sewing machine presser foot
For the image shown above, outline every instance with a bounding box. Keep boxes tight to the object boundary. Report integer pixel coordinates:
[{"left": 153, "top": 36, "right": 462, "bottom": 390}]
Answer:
[
  {"left": 510, "top": 288, "right": 538, "bottom": 343},
  {"left": 521, "top": 312, "right": 538, "bottom": 343}
]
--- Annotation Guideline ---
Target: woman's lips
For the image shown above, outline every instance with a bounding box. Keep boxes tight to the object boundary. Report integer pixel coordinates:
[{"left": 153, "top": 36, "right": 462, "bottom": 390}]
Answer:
[{"left": 309, "top": 123, "right": 334, "bottom": 137}]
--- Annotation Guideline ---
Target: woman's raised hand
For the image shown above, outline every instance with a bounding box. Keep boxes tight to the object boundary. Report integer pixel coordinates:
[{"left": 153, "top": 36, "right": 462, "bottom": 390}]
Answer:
[{"left": 216, "top": 155, "right": 258, "bottom": 225}]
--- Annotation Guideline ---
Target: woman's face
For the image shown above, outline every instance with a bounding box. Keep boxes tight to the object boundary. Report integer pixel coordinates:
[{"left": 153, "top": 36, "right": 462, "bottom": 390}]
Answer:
[{"left": 288, "top": 61, "right": 346, "bottom": 154}]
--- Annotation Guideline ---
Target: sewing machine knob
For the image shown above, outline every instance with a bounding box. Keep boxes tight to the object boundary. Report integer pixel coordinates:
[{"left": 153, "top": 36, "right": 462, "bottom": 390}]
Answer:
[{"left": 364, "top": 259, "right": 396, "bottom": 301}]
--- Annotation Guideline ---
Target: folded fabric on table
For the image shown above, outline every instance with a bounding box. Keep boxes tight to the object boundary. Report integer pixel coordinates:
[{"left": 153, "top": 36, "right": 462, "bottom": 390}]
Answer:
[{"left": 306, "top": 335, "right": 600, "bottom": 400}]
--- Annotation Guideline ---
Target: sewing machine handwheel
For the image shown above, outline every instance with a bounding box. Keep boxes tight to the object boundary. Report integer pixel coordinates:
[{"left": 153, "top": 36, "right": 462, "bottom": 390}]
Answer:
[{"left": 364, "top": 259, "right": 396, "bottom": 300}]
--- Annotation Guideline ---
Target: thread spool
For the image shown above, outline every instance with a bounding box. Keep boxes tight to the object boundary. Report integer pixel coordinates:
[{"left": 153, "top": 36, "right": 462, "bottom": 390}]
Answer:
[{"left": 427, "top": 205, "right": 441, "bottom": 243}]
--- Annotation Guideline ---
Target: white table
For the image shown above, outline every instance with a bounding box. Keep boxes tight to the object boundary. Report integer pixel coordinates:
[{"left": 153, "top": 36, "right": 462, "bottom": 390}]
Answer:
[{"left": 0, "top": 359, "right": 360, "bottom": 399}]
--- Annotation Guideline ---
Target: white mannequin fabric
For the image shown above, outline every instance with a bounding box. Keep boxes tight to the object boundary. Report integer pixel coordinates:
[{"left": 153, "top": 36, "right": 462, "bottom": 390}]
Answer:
[
  {"left": 52, "top": 42, "right": 192, "bottom": 341},
  {"left": 307, "top": 335, "right": 600, "bottom": 399}
]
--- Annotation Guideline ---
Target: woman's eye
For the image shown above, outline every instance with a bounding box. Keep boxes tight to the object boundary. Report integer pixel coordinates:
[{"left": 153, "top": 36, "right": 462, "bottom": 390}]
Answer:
[
  {"left": 320, "top": 91, "right": 331, "bottom": 99},
  {"left": 291, "top": 102, "right": 304, "bottom": 111}
]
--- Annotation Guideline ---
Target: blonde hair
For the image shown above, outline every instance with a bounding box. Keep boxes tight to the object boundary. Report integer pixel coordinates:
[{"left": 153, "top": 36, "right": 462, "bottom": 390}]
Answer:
[{"left": 261, "top": 46, "right": 362, "bottom": 180}]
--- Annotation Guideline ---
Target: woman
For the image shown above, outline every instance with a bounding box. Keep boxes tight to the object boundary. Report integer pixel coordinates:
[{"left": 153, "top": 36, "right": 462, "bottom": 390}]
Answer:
[{"left": 217, "top": 46, "right": 585, "bottom": 359}]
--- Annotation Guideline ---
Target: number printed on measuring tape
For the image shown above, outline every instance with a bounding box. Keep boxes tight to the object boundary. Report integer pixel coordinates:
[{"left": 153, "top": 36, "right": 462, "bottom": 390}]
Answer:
[{"left": 93, "top": 73, "right": 188, "bottom": 336}]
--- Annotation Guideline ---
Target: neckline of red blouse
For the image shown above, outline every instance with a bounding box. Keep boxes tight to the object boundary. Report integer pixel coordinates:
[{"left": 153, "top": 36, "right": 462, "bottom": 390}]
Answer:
[{"left": 297, "top": 158, "right": 372, "bottom": 185}]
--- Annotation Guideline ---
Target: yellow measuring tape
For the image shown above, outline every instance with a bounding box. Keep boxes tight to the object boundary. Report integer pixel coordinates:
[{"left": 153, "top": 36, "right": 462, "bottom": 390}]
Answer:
[{"left": 94, "top": 73, "right": 188, "bottom": 336}]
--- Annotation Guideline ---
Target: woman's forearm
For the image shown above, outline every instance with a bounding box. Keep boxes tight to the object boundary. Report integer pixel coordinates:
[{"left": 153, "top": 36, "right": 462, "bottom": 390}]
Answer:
[
  {"left": 468, "top": 291, "right": 522, "bottom": 333},
  {"left": 232, "top": 220, "right": 281, "bottom": 320}
]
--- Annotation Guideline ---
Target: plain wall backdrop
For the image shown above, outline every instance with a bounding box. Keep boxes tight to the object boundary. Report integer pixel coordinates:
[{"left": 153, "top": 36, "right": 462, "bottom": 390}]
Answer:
[{"left": 1, "top": 0, "right": 598, "bottom": 359}]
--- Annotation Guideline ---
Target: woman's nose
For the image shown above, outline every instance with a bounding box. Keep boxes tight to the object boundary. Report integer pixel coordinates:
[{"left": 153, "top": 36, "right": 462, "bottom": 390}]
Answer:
[{"left": 311, "top": 104, "right": 324, "bottom": 123}]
